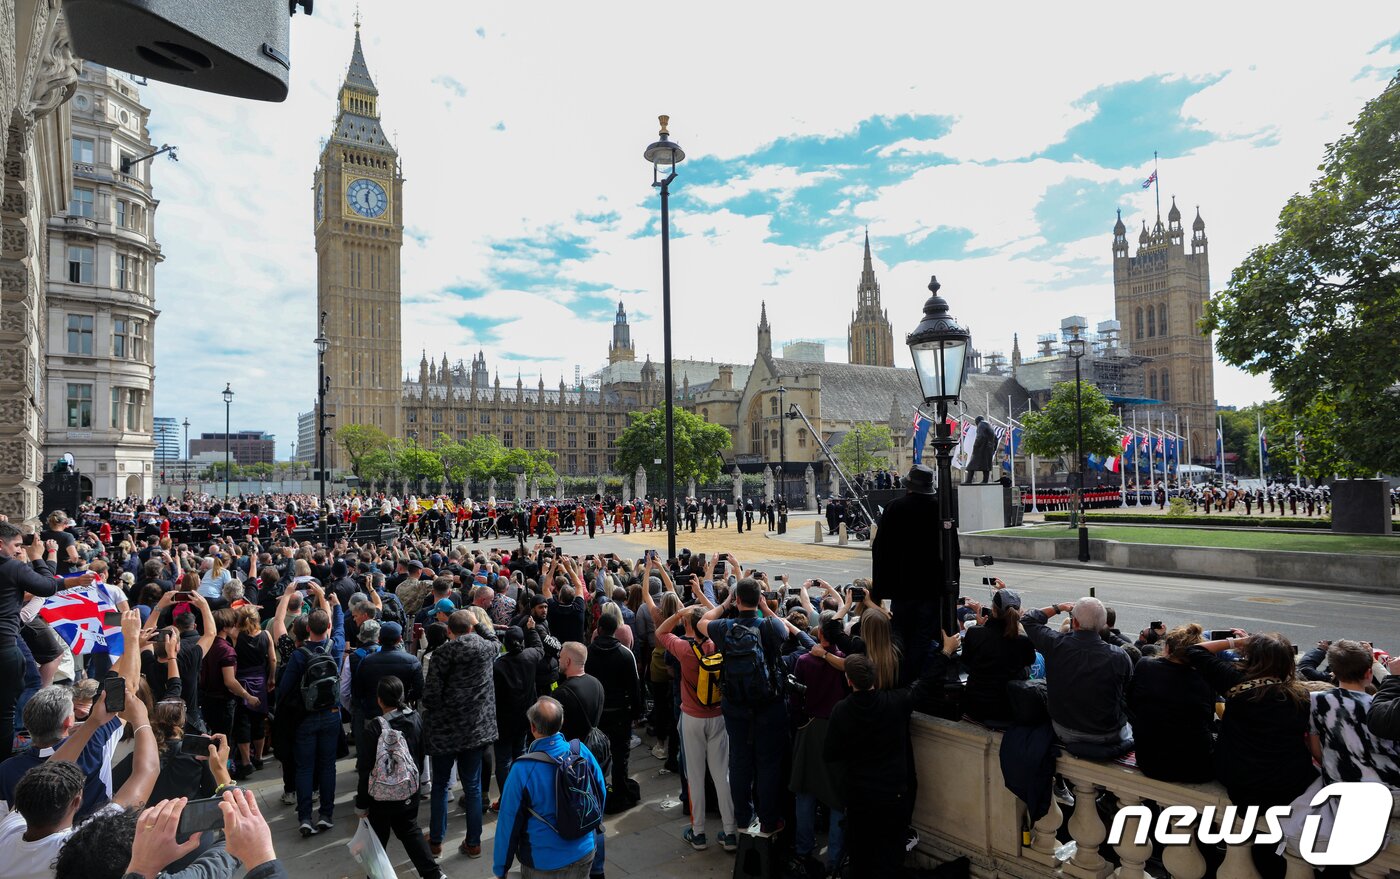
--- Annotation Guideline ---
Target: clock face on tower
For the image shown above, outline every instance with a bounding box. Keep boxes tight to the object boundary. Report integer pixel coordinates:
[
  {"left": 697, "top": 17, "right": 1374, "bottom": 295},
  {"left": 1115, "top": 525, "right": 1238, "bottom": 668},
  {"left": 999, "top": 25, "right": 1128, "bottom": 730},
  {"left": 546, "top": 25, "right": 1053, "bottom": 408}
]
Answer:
[
  {"left": 316, "top": 181, "right": 324, "bottom": 223},
  {"left": 346, "top": 177, "right": 388, "bottom": 219}
]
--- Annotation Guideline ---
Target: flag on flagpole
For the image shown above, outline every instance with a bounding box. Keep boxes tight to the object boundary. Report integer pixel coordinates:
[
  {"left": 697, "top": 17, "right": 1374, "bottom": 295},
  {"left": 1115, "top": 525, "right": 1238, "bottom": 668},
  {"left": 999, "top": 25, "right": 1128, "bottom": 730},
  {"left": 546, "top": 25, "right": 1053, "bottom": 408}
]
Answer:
[
  {"left": 1142, "top": 170, "right": 1157, "bottom": 189},
  {"left": 955, "top": 418, "right": 977, "bottom": 469},
  {"left": 1216, "top": 428, "right": 1225, "bottom": 469},
  {"left": 911, "top": 408, "right": 931, "bottom": 465},
  {"left": 1259, "top": 425, "right": 1269, "bottom": 475},
  {"left": 1295, "top": 430, "right": 1306, "bottom": 463},
  {"left": 39, "top": 583, "right": 124, "bottom": 656}
]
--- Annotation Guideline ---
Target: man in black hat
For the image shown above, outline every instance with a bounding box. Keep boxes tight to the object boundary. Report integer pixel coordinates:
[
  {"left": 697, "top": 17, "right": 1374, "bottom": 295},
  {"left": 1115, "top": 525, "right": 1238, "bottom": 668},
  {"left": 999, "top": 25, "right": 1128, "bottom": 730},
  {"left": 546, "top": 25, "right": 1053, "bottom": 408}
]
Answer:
[{"left": 871, "top": 464, "right": 946, "bottom": 683}]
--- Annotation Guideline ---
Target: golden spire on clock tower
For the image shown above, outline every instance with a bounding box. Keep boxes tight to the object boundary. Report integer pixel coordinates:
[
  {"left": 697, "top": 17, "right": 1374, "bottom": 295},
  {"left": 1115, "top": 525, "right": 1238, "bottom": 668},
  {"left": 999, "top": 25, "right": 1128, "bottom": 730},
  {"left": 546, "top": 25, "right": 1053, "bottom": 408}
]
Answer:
[{"left": 312, "top": 20, "right": 405, "bottom": 465}]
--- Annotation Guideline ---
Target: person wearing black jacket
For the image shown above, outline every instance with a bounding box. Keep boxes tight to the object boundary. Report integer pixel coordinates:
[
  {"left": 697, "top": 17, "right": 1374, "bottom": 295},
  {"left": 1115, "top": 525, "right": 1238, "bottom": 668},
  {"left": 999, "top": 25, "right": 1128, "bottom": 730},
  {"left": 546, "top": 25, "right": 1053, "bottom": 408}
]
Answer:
[
  {"left": 1125, "top": 624, "right": 1216, "bottom": 782},
  {"left": 1370, "top": 656, "right": 1400, "bottom": 740},
  {"left": 825, "top": 632, "right": 956, "bottom": 876},
  {"left": 958, "top": 587, "right": 1035, "bottom": 724},
  {"left": 587, "top": 612, "right": 644, "bottom": 810},
  {"left": 356, "top": 676, "right": 442, "bottom": 879},
  {"left": 871, "top": 465, "right": 944, "bottom": 683},
  {"left": 492, "top": 626, "right": 542, "bottom": 804},
  {"left": 0, "top": 523, "right": 69, "bottom": 760}
]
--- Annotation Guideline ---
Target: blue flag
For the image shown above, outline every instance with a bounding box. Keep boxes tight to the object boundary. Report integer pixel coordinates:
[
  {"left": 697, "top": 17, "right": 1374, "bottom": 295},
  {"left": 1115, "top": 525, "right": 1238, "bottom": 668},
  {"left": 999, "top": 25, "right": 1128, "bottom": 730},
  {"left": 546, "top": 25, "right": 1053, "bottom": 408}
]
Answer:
[{"left": 911, "top": 409, "right": 931, "bottom": 465}]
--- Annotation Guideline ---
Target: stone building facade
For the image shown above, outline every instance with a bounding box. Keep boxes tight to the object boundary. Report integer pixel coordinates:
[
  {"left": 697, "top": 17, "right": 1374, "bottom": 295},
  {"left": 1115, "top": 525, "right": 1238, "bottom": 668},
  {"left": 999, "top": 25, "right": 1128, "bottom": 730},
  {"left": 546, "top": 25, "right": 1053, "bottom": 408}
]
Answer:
[
  {"left": 1112, "top": 201, "right": 1215, "bottom": 459},
  {"left": 847, "top": 230, "right": 895, "bottom": 367},
  {"left": 43, "top": 61, "right": 159, "bottom": 499},
  {"left": 0, "top": 0, "right": 82, "bottom": 519}
]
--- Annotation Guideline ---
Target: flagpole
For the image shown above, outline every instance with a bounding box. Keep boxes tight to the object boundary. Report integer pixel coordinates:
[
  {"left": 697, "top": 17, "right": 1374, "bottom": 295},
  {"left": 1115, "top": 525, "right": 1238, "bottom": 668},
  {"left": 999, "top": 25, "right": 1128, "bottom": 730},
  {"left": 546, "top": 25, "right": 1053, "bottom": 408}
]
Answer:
[
  {"left": 1027, "top": 401, "right": 1039, "bottom": 514},
  {"left": 1119, "top": 413, "right": 1127, "bottom": 508},
  {"left": 1007, "top": 395, "right": 1016, "bottom": 488},
  {"left": 1154, "top": 150, "right": 1161, "bottom": 222},
  {"left": 1174, "top": 412, "right": 1181, "bottom": 488},
  {"left": 1148, "top": 412, "right": 1156, "bottom": 491},
  {"left": 1131, "top": 409, "right": 1140, "bottom": 506},
  {"left": 1186, "top": 413, "right": 1192, "bottom": 482},
  {"left": 1257, "top": 410, "right": 1266, "bottom": 485},
  {"left": 1217, "top": 411, "right": 1226, "bottom": 484}
]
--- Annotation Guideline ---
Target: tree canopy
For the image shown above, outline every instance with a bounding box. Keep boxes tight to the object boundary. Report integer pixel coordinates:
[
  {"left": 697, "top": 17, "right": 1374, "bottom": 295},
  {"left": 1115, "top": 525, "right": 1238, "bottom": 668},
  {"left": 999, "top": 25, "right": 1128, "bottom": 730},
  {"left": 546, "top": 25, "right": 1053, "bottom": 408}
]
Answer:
[
  {"left": 334, "top": 423, "right": 391, "bottom": 478},
  {"left": 1022, "top": 382, "right": 1123, "bottom": 464},
  {"left": 614, "top": 407, "right": 733, "bottom": 489},
  {"left": 832, "top": 422, "right": 894, "bottom": 475},
  {"left": 1203, "top": 71, "right": 1400, "bottom": 475}
]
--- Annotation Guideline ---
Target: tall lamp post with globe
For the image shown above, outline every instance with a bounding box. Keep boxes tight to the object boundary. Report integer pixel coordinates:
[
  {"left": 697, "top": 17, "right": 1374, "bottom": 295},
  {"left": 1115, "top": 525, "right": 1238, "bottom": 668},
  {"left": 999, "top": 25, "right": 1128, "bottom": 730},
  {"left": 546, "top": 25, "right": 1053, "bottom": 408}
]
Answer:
[
  {"left": 221, "top": 384, "right": 234, "bottom": 500},
  {"left": 643, "top": 115, "right": 685, "bottom": 561},
  {"left": 1066, "top": 335, "right": 1091, "bottom": 562},
  {"left": 906, "top": 276, "right": 970, "bottom": 636}
]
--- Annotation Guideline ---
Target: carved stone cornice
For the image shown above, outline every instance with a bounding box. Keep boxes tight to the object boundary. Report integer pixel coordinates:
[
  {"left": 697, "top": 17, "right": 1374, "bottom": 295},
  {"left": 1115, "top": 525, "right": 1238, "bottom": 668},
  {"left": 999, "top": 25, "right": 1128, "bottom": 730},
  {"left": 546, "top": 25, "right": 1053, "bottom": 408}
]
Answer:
[{"left": 21, "top": 6, "right": 80, "bottom": 129}]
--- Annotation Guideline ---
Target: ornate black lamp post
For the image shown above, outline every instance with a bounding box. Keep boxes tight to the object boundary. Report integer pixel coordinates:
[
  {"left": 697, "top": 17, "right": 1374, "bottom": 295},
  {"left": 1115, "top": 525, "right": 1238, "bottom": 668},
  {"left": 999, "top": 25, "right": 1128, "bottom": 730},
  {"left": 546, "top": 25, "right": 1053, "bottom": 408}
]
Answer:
[
  {"left": 221, "top": 384, "right": 234, "bottom": 499},
  {"left": 644, "top": 115, "right": 685, "bottom": 561},
  {"left": 906, "top": 276, "right": 970, "bottom": 635},
  {"left": 315, "top": 317, "right": 329, "bottom": 517},
  {"left": 1066, "top": 336, "right": 1090, "bottom": 562},
  {"left": 181, "top": 417, "right": 190, "bottom": 495}
]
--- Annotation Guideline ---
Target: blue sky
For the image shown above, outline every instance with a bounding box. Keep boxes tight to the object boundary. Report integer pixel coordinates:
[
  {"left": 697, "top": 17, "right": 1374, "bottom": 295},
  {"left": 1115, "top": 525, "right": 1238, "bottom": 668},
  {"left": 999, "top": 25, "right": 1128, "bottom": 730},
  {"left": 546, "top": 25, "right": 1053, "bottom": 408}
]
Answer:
[{"left": 135, "top": 3, "right": 1400, "bottom": 455}]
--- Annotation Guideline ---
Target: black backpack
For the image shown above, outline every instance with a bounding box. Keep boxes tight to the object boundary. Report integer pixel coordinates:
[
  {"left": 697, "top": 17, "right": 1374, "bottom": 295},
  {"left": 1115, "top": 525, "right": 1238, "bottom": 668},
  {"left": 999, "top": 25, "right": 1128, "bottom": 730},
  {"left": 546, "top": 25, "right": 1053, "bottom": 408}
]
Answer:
[
  {"left": 298, "top": 646, "right": 340, "bottom": 711},
  {"left": 719, "top": 618, "right": 780, "bottom": 707},
  {"left": 519, "top": 740, "right": 605, "bottom": 839}
]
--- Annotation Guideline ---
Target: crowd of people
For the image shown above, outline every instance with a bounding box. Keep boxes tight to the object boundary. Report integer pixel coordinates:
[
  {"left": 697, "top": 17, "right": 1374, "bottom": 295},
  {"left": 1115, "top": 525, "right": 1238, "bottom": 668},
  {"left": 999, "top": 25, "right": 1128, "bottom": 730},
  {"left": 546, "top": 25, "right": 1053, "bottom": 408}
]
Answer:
[{"left": 0, "top": 480, "right": 1396, "bottom": 879}]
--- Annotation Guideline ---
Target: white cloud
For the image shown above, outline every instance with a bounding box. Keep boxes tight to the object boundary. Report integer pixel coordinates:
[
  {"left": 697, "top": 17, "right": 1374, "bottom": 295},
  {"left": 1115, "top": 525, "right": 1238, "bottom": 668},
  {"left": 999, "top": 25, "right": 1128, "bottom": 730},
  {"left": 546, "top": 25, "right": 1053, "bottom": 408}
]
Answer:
[{"left": 135, "top": 0, "right": 1400, "bottom": 450}]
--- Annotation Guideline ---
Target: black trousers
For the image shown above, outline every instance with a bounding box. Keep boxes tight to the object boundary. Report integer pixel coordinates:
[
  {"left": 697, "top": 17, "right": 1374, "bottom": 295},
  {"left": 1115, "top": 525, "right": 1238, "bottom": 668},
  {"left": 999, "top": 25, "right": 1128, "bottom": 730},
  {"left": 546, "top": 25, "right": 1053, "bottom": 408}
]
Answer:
[
  {"left": 846, "top": 791, "right": 911, "bottom": 876},
  {"left": 601, "top": 711, "right": 635, "bottom": 804},
  {"left": 367, "top": 796, "right": 442, "bottom": 879},
  {"left": 890, "top": 596, "right": 939, "bottom": 686},
  {"left": 0, "top": 646, "right": 24, "bottom": 761}
]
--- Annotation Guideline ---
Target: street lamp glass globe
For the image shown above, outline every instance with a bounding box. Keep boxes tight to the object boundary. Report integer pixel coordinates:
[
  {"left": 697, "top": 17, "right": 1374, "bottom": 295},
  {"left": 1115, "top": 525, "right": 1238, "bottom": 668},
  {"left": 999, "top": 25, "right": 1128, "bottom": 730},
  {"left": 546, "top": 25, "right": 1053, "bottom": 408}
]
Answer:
[
  {"left": 315, "top": 334, "right": 329, "bottom": 355},
  {"left": 643, "top": 114, "right": 685, "bottom": 168},
  {"left": 222, "top": 384, "right": 234, "bottom": 404},
  {"left": 1067, "top": 337, "right": 1087, "bottom": 358},
  {"left": 906, "top": 276, "right": 970, "bottom": 404}
]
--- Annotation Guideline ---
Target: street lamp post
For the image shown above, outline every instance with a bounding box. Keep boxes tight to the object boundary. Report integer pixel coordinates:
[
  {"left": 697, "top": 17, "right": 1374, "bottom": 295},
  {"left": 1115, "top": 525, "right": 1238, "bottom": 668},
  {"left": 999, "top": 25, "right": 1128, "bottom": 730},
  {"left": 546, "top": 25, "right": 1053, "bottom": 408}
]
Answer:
[
  {"left": 221, "top": 383, "right": 234, "bottom": 500},
  {"left": 182, "top": 417, "right": 189, "bottom": 496},
  {"left": 644, "top": 115, "right": 685, "bottom": 561},
  {"left": 1066, "top": 337, "right": 1090, "bottom": 562},
  {"left": 315, "top": 314, "right": 329, "bottom": 523},
  {"left": 906, "top": 276, "right": 970, "bottom": 636}
]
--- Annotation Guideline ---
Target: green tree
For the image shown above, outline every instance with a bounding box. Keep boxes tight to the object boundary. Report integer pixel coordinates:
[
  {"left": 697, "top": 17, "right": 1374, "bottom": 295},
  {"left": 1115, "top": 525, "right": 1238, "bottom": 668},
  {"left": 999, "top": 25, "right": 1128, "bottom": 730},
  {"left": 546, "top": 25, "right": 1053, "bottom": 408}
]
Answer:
[
  {"left": 833, "top": 422, "right": 894, "bottom": 475},
  {"left": 615, "top": 407, "right": 733, "bottom": 489},
  {"left": 1271, "top": 396, "right": 1368, "bottom": 483},
  {"left": 394, "top": 440, "right": 441, "bottom": 484},
  {"left": 359, "top": 447, "right": 395, "bottom": 483},
  {"left": 1022, "top": 382, "right": 1123, "bottom": 466},
  {"left": 334, "top": 424, "right": 391, "bottom": 479},
  {"left": 1203, "top": 72, "right": 1400, "bottom": 476}
]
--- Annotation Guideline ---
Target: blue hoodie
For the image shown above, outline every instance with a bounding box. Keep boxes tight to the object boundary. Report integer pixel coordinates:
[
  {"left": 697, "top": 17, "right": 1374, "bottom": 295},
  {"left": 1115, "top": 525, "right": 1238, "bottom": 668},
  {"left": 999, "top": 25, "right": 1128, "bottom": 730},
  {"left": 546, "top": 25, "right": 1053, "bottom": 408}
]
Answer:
[{"left": 493, "top": 732, "right": 605, "bottom": 876}]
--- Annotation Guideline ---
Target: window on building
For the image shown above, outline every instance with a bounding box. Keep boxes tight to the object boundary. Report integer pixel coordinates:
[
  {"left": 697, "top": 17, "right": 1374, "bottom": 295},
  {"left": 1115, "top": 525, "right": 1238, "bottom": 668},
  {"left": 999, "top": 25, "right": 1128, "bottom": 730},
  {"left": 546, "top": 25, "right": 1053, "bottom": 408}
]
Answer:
[
  {"left": 66, "top": 314, "right": 93, "bottom": 355},
  {"left": 1160, "top": 370, "right": 1170, "bottom": 401},
  {"left": 116, "top": 254, "right": 130, "bottom": 290},
  {"left": 456, "top": 412, "right": 466, "bottom": 424},
  {"left": 798, "top": 429, "right": 807, "bottom": 448},
  {"left": 110, "top": 388, "right": 124, "bottom": 429},
  {"left": 1146, "top": 307, "right": 1156, "bottom": 337},
  {"left": 130, "top": 203, "right": 145, "bottom": 234},
  {"left": 1149, "top": 372, "right": 1158, "bottom": 399},
  {"left": 71, "top": 137, "right": 94, "bottom": 164},
  {"left": 525, "top": 413, "right": 535, "bottom": 426},
  {"left": 587, "top": 454, "right": 597, "bottom": 471},
  {"left": 1134, "top": 307, "right": 1144, "bottom": 340},
  {"left": 525, "top": 432, "right": 534, "bottom": 447},
  {"left": 69, "top": 187, "right": 94, "bottom": 218},
  {"left": 701, "top": 408, "right": 709, "bottom": 422},
  {"left": 567, "top": 432, "right": 577, "bottom": 447},
  {"left": 112, "top": 318, "right": 127, "bottom": 358},
  {"left": 431, "top": 409, "right": 442, "bottom": 423},
  {"left": 587, "top": 414, "right": 598, "bottom": 427},
  {"left": 131, "top": 321, "right": 146, "bottom": 361},
  {"left": 770, "top": 429, "right": 778, "bottom": 448},
  {"left": 1157, "top": 303, "right": 1167, "bottom": 336},
  {"left": 67, "top": 383, "right": 93, "bottom": 428},
  {"left": 127, "top": 388, "right": 145, "bottom": 432},
  {"left": 407, "top": 410, "right": 417, "bottom": 423},
  {"left": 547, "top": 413, "right": 556, "bottom": 426},
  {"left": 67, "top": 245, "right": 94, "bottom": 284},
  {"left": 503, "top": 431, "right": 513, "bottom": 447},
  {"left": 480, "top": 412, "right": 491, "bottom": 424},
  {"left": 587, "top": 432, "right": 597, "bottom": 449},
  {"left": 770, "top": 397, "right": 778, "bottom": 415},
  {"left": 751, "top": 421, "right": 761, "bottom": 454},
  {"left": 503, "top": 413, "right": 513, "bottom": 425},
  {"left": 607, "top": 455, "right": 616, "bottom": 471},
  {"left": 115, "top": 199, "right": 127, "bottom": 228}
]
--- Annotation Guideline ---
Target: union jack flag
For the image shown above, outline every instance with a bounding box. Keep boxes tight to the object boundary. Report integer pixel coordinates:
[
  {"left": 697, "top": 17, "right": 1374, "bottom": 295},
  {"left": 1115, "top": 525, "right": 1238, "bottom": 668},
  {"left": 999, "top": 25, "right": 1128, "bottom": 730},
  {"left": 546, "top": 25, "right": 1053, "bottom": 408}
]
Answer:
[
  {"left": 1155, "top": 435, "right": 1166, "bottom": 455},
  {"left": 39, "top": 583, "right": 124, "bottom": 656},
  {"left": 1139, "top": 434, "right": 1151, "bottom": 454},
  {"left": 1142, "top": 170, "right": 1157, "bottom": 189}
]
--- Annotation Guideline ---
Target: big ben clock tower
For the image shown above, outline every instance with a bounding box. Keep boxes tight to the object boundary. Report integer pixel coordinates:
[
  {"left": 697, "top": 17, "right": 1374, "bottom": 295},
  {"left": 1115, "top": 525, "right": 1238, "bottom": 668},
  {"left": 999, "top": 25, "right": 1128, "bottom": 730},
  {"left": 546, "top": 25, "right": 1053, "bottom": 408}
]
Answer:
[{"left": 313, "top": 19, "right": 403, "bottom": 465}]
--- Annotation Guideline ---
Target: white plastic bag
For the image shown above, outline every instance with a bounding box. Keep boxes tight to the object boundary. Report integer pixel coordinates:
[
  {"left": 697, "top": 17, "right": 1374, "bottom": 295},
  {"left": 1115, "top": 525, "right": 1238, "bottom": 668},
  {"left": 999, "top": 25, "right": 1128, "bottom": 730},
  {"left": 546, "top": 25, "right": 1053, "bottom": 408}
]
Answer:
[{"left": 347, "top": 816, "right": 399, "bottom": 879}]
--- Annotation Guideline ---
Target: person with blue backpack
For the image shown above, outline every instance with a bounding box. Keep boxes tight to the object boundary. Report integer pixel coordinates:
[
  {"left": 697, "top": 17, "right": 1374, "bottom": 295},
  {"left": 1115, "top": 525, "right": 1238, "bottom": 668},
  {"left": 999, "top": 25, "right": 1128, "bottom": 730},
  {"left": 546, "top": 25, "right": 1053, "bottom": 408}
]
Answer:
[
  {"left": 493, "top": 695, "right": 607, "bottom": 879},
  {"left": 699, "top": 575, "right": 793, "bottom": 836}
]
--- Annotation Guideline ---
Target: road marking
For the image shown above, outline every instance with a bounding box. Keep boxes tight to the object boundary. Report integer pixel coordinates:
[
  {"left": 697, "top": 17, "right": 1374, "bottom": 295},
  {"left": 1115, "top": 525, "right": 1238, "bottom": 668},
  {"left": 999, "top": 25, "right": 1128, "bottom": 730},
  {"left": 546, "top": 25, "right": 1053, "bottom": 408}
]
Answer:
[
  {"left": 1234, "top": 596, "right": 1301, "bottom": 606},
  {"left": 1075, "top": 599, "right": 1316, "bottom": 629}
]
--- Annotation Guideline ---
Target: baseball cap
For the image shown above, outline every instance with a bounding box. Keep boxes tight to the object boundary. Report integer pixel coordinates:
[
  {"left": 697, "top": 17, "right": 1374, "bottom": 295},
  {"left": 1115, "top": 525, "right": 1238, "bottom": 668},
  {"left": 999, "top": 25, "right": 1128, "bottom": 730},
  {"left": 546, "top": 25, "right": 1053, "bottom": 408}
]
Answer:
[
  {"left": 434, "top": 598, "right": 456, "bottom": 616},
  {"left": 993, "top": 588, "right": 1022, "bottom": 611},
  {"left": 379, "top": 621, "right": 403, "bottom": 645}
]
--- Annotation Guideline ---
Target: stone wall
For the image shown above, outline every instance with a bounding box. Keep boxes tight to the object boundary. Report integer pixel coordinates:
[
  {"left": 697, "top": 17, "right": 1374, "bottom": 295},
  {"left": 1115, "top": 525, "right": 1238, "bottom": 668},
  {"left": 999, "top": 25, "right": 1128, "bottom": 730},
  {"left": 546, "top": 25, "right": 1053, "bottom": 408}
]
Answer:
[{"left": 0, "top": 0, "right": 77, "bottom": 521}]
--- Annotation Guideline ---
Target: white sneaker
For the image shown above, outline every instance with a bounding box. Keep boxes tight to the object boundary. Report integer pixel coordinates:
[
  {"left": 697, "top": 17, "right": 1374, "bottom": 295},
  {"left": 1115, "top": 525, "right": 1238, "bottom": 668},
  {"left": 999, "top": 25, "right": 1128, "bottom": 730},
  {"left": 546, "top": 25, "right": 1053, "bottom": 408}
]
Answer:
[
  {"left": 629, "top": 734, "right": 642, "bottom": 750},
  {"left": 651, "top": 743, "right": 667, "bottom": 760},
  {"left": 281, "top": 790, "right": 296, "bottom": 806}
]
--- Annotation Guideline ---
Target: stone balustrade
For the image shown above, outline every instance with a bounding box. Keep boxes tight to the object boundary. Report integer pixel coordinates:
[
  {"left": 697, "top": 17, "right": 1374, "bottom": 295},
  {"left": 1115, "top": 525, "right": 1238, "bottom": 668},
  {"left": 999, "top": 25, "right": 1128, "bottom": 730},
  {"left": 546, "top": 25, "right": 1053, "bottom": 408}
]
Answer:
[{"left": 907, "top": 714, "right": 1400, "bottom": 879}]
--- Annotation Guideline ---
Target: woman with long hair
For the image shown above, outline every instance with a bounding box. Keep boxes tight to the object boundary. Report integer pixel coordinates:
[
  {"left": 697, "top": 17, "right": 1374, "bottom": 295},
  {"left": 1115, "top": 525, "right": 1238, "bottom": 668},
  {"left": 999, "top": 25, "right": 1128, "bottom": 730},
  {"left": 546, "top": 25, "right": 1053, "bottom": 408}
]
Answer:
[
  {"left": 198, "top": 554, "right": 231, "bottom": 600},
  {"left": 958, "top": 587, "right": 1036, "bottom": 723},
  {"left": 1126, "top": 623, "right": 1216, "bottom": 781},
  {"left": 232, "top": 604, "right": 275, "bottom": 776},
  {"left": 856, "top": 607, "right": 900, "bottom": 691},
  {"left": 113, "top": 698, "right": 231, "bottom": 804},
  {"left": 1184, "top": 630, "right": 1316, "bottom": 806}
]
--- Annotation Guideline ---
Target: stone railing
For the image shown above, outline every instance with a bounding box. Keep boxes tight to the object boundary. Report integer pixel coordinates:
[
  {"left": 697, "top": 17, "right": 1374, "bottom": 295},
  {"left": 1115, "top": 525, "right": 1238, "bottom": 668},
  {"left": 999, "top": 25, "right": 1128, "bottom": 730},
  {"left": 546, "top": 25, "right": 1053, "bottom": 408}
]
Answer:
[{"left": 907, "top": 714, "right": 1400, "bottom": 879}]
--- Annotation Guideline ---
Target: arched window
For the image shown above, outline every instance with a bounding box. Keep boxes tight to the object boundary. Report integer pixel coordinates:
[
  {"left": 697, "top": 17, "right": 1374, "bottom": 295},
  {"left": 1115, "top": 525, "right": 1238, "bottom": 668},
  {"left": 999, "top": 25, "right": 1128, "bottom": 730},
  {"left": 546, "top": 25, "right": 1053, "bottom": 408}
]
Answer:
[
  {"left": 1146, "top": 307, "right": 1156, "bottom": 337},
  {"left": 770, "top": 396, "right": 779, "bottom": 416},
  {"left": 1157, "top": 303, "right": 1167, "bottom": 336},
  {"left": 1160, "top": 369, "right": 1170, "bottom": 401},
  {"left": 1135, "top": 308, "right": 1144, "bottom": 339},
  {"left": 1149, "top": 372, "right": 1158, "bottom": 399}
]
